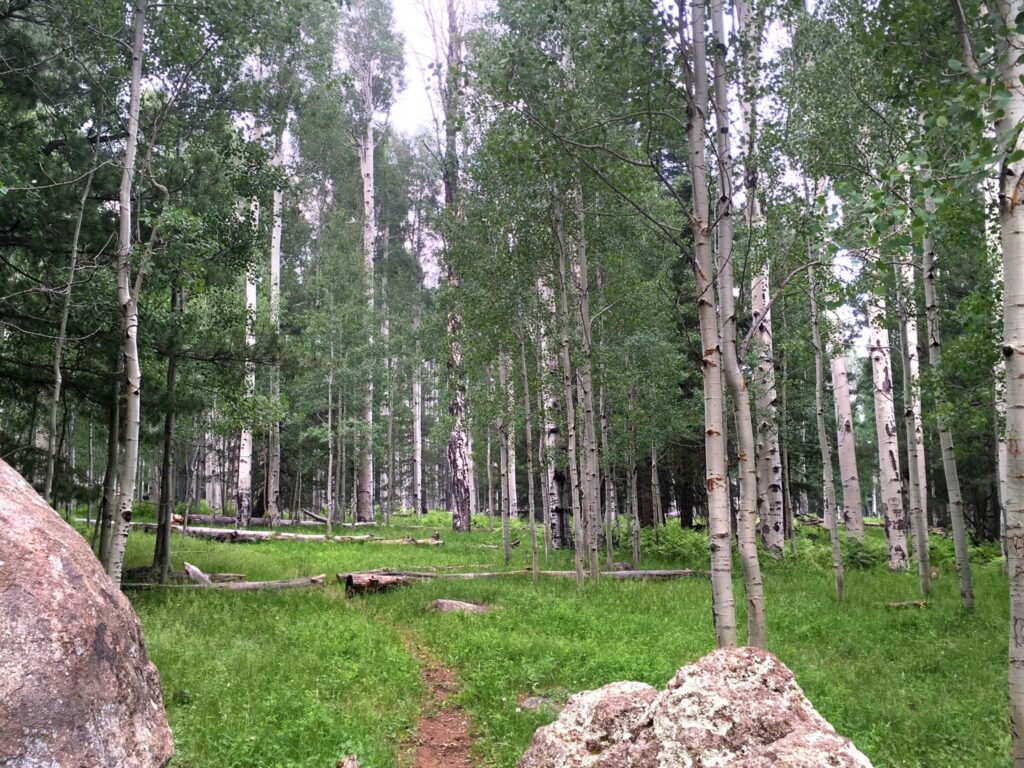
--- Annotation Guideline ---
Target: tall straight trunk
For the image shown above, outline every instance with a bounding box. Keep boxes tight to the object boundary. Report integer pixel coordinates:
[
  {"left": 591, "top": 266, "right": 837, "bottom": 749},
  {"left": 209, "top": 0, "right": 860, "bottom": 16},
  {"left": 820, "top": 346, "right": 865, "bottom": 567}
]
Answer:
[
  {"left": 356, "top": 115, "right": 376, "bottom": 523},
  {"left": 808, "top": 266, "right": 844, "bottom": 601},
  {"left": 750, "top": 267, "right": 785, "bottom": 553},
  {"left": 97, "top": 373, "right": 120, "bottom": 563},
  {"left": 627, "top": 371, "right": 641, "bottom": 567},
  {"left": 236, "top": 211, "right": 257, "bottom": 529},
  {"left": 267, "top": 133, "right": 284, "bottom": 525},
  {"left": 386, "top": 355, "right": 396, "bottom": 523},
  {"left": 411, "top": 360, "right": 423, "bottom": 518},
  {"left": 519, "top": 331, "right": 539, "bottom": 577},
  {"left": 995, "top": 5, "right": 1024, "bottom": 758},
  {"left": 779, "top": 298, "right": 798, "bottom": 557},
  {"left": 679, "top": 0, "right": 736, "bottom": 647},
  {"left": 106, "top": 0, "right": 146, "bottom": 585},
  {"left": 497, "top": 356, "right": 512, "bottom": 565},
  {"left": 45, "top": 165, "right": 95, "bottom": 503},
  {"left": 651, "top": 445, "right": 663, "bottom": 532},
  {"left": 571, "top": 190, "right": 601, "bottom": 581},
  {"left": 536, "top": 374, "right": 551, "bottom": 558},
  {"left": 538, "top": 278, "right": 564, "bottom": 549},
  {"left": 599, "top": 384, "right": 615, "bottom": 567},
  {"left": 831, "top": 356, "right": 865, "bottom": 540},
  {"left": 868, "top": 296, "right": 909, "bottom": 570},
  {"left": 555, "top": 203, "right": 586, "bottom": 587},
  {"left": 899, "top": 291, "right": 930, "bottom": 595},
  {"left": 485, "top": 428, "right": 495, "bottom": 528},
  {"left": 710, "top": 0, "right": 766, "bottom": 647},
  {"left": 443, "top": 0, "right": 473, "bottom": 532},
  {"left": 326, "top": 342, "right": 335, "bottom": 535},
  {"left": 154, "top": 286, "right": 180, "bottom": 582},
  {"left": 922, "top": 228, "right": 974, "bottom": 609}
]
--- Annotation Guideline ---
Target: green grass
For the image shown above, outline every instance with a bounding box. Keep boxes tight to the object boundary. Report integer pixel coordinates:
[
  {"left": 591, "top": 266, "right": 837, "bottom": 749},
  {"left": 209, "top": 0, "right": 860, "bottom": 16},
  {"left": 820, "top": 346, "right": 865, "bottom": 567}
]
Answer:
[{"left": 114, "top": 515, "right": 1011, "bottom": 768}]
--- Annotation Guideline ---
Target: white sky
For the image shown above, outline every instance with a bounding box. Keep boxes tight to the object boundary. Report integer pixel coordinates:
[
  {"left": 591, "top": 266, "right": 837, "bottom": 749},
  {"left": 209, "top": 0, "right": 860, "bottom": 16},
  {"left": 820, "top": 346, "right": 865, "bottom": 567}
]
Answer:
[{"left": 391, "top": 0, "right": 448, "bottom": 137}]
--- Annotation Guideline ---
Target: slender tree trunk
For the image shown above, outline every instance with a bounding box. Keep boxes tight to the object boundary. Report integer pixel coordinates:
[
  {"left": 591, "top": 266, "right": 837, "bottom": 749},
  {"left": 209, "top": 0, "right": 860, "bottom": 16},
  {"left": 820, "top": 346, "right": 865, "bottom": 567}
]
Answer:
[
  {"left": 570, "top": 190, "right": 601, "bottom": 581},
  {"left": 519, "top": 331, "right": 539, "bottom": 577},
  {"left": 868, "top": 296, "right": 910, "bottom": 570},
  {"left": 413, "top": 314, "right": 424, "bottom": 516},
  {"left": 267, "top": 132, "right": 284, "bottom": 526},
  {"left": 106, "top": 0, "right": 147, "bottom": 585},
  {"left": 236, "top": 209, "right": 257, "bottom": 529},
  {"left": 97, "top": 373, "right": 120, "bottom": 563},
  {"left": 555, "top": 202, "right": 585, "bottom": 587},
  {"left": 536, "top": 373, "right": 551, "bottom": 559},
  {"left": 326, "top": 342, "right": 335, "bottom": 535},
  {"left": 710, "top": 0, "right": 766, "bottom": 647},
  {"left": 45, "top": 166, "right": 95, "bottom": 504},
  {"left": 356, "top": 116, "right": 376, "bottom": 522},
  {"left": 599, "top": 384, "right": 615, "bottom": 568},
  {"left": 154, "top": 287, "right": 180, "bottom": 582},
  {"left": 831, "top": 356, "right": 865, "bottom": 540},
  {"left": 537, "top": 278, "right": 564, "bottom": 549},
  {"left": 809, "top": 266, "right": 844, "bottom": 601},
  {"left": 922, "top": 227, "right": 974, "bottom": 609},
  {"left": 679, "top": 0, "right": 736, "bottom": 647},
  {"left": 750, "top": 267, "right": 785, "bottom": 554},
  {"left": 899, "top": 289, "right": 931, "bottom": 595},
  {"left": 497, "top": 356, "right": 512, "bottom": 565},
  {"left": 651, "top": 445, "right": 662, "bottom": 530},
  {"left": 995, "top": 5, "right": 1024, "bottom": 758}
]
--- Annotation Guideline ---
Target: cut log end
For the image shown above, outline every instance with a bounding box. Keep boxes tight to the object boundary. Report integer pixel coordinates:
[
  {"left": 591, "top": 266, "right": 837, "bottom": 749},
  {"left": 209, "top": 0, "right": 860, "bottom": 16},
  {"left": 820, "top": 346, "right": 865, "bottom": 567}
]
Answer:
[{"left": 886, "top": 600, "right": 928, "bottom": 609}]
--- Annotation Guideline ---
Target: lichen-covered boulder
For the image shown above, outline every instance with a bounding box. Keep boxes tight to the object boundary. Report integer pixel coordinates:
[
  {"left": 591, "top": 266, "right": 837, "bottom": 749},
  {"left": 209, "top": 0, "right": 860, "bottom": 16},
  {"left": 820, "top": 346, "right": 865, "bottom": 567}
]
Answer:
[
  {"left": 0, "top": 459, "right": 173, "bottom": 767},
  {"left": 518, "top": 647, "right": 872, "bottom": 768}
]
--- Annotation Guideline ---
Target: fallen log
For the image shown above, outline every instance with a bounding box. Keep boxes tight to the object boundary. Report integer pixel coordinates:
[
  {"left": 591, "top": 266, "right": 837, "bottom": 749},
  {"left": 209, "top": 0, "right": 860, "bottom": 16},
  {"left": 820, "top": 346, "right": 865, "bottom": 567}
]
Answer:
[
  {"left": 173, "top": 514, "right": 238, "bottom": 525},
  {"left": 130, "top": 523, "right": 437, "bottom": 546},
  {"left": 122, "top": 565, "right": 246, "bottom": 583},
  {"left": 886, "top": 600, "right": 928, "bottom": 609},
  {"left": 339, "top": 568, "right": 708, "bottom": 595},
  {"left": 184, "top": 562, "right": 325, "bottom": 591},
  {"left": 481, "top": 538, "right": 521, "bottom": 550},
  {"left": 131, "top": 523, "right": 273, "bottom": 542}
]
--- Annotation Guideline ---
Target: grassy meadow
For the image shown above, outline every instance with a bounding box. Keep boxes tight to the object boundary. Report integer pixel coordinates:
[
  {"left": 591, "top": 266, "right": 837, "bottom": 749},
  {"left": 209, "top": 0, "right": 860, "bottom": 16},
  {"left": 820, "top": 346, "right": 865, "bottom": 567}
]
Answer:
[{"left": 105, "top": 513, "right": 1010, "bottom": 768}]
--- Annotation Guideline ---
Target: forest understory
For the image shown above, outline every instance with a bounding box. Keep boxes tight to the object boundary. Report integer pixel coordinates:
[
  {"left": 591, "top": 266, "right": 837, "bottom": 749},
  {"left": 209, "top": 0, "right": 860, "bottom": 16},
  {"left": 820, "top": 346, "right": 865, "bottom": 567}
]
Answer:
[{"left": 109, "top": 512, "right": 1008, "bottom": 768}]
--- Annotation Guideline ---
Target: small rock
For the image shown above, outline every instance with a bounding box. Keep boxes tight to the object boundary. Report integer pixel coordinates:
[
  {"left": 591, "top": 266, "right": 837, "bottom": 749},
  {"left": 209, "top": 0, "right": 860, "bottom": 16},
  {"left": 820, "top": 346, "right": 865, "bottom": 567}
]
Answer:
[
  {"left": 518, "top": 695, "right": 559, "bottom": 713},
  {"left": 427, "top": 599, "right": 491, "bottom": 614},
  {"left": 336, "top": 756, "right": 362, "bottom": 768}
]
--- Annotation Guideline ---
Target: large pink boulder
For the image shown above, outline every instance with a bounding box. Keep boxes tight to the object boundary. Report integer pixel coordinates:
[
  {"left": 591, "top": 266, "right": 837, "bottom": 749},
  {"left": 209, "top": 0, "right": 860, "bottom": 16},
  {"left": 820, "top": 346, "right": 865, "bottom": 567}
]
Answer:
[
  {"left": 0, "top": 459, "right": 174, "bottom": 767},
  {"left": 519, "top": 647, "right": 872, "bottom": 768}
]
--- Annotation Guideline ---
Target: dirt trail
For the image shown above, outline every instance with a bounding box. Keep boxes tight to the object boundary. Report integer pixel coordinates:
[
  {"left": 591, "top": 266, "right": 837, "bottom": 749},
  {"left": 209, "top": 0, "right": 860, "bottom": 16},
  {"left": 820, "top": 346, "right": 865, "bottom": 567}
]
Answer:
[{"left": 400, "top": 633, "right": 477, "bottom": 768}]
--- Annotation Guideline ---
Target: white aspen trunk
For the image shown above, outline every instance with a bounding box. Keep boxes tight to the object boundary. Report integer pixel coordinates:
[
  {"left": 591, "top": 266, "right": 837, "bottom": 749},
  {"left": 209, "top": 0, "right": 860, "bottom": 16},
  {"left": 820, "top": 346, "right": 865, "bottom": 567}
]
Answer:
[
  {"left": 868, "top": 296, "right": 909, "bottom": 570},
  {"left": 599, "top": 384, "right": 616, "bottom": 568},
  {"left": 267, "top": 132, "right": 284, "bottom": 525},
  {"left": 571, "top": 190, "right": 601, "bottom": 581},
  {"left": 809, "top": 267, "right": 845, "bottom": 601},
  {"left": 537, "top": 278, "right": 564, "bottom": 549},
  {"left": 899, "top": 282, "right": 930, "bottom": 596},
  {"left": 236, "top": 201, "right": 257, "bottom": 529},
  {"left": 555, "top": 202, "right": 586, "bottom": 587},
  {"left": 710, "top": 0, "right": 766, "bottom": 648},
  {"left": 627, "top": 371, "right": 641, "bottom": 567},
  {"left": 505, "top": 371, "right": 519, "bottom": 522},
  {"left": 751, "top": 267, "right": 785, "bottom": 553},
  {"left": 995, "top": 4, "right": 1024, "bottom": 758},
  {"left": 831, "top": 356, "right": 865, "bottom": 540},
  {"left": 519, "top": 330, "right": 540, "bottom": 577},
  {"left": 106, "top": 0, "right": 146, "bottom": 585},
  {"left": 651, "top": 445, "right": 662, "bottom": 528},
  {"left": 325, "top": 340, "right": 335, "bottom": 535},
  {"left": 204, "top": 421, "right": 222, "bottom": 510},
  {"left": 679, "top": 0, "right": 737, "bottom": 647},
  {"left": 45, "top": 166, "right": 95, "bottom": 504},
  {"left": 413, "top": 360, "right": 424, "bottom": 516},
  {"left": 497, "top": 355, "right": 512, "bottom": 564},
  {"left": 356, "top": 115, "right": 376, "bottom": 522},
  {"left": 536, "top": 371, "right": 551, "bottom": 558}
]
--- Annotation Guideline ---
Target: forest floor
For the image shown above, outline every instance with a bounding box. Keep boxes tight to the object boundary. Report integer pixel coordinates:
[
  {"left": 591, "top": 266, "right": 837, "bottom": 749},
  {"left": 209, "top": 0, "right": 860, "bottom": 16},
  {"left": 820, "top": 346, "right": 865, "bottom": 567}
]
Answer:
[{"left": 103, "top": 511, "right": 1011, "bottom": 768}]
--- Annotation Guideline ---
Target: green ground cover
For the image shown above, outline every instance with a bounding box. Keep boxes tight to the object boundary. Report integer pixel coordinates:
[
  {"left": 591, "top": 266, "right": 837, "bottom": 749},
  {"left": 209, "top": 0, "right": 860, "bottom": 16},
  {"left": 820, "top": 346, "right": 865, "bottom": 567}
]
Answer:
[{"left": 114, "top": 515, "right": 1010, "bottom": 768}]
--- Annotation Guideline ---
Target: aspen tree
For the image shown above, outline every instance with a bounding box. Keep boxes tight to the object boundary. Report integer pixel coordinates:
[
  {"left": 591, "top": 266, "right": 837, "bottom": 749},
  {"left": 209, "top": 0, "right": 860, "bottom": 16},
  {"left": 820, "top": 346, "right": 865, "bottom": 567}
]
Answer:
[
  {"left": 831, "top": 356, "right": 865, "bottom": 540},
  {"left": 677, "top": 0, "right": 737, "bottom": 647},
  {"left": 995, "top": 1, "right": 1024, "bottom": 758},
  {"left": 868, "top": 296, "right": 909, "bottom": 570},
  {"left": 106, "top": 0, "right": 147, "bottom": 585}
]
